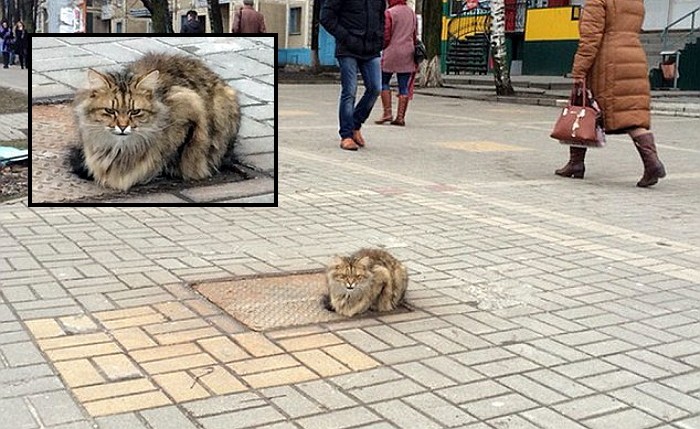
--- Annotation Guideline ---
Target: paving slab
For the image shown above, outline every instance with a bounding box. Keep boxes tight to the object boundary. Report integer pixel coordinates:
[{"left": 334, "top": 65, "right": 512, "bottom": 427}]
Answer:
[{"left": 3, "top": 83, "right": 700, "bottom": 428}]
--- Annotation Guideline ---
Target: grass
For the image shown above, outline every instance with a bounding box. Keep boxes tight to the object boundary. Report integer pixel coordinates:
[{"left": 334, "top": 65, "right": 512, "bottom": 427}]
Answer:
[
  {"left": 0, "top": 88, "right": 28, "bottom": 114},
  {"left": 2, "top": 139, "right": 27, "bottom": 150}
]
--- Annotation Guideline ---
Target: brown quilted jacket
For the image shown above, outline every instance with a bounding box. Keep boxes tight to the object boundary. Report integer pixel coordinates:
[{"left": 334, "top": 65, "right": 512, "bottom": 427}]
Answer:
[{"left": 571, "top": 0, "right": 651, "bottom": 133}]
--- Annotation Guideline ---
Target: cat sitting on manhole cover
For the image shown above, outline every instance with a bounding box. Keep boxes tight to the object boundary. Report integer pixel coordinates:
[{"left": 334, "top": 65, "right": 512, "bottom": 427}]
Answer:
[
  {"left": 323, "top": 248, "right": 408, "bottom": 317},
  {"left": 69, "top": 52, "right": 240, "bottom": 191}
]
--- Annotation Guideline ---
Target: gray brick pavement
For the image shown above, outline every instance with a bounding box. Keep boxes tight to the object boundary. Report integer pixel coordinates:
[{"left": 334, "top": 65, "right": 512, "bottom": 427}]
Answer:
[{"left": 4, "top": 84, "right": 700, "bottom": 427}]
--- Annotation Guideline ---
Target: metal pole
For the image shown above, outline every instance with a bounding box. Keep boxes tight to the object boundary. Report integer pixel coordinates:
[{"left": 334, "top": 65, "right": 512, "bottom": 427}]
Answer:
[{"left": 673, "top": 50, "right": 679, "bottom": 90}]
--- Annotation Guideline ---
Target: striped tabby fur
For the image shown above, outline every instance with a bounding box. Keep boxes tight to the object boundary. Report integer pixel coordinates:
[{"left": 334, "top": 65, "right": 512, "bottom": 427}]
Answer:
[{"left": 70, "top": 52, "right": 240, "bottom": 191}]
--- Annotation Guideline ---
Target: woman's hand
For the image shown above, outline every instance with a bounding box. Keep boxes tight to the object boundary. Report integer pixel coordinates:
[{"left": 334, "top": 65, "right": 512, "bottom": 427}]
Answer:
[{"left": 573, "top": 77, "right": 585, "bottom": 86}]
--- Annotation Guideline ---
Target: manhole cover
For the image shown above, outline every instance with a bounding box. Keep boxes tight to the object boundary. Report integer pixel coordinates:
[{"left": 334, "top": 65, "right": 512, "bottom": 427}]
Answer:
[
  {"left": 192, "top": 270, "right": 410, "bottom": 331},
  {"left": 30, "top": 104, "right": 249, "bottom": 203}
]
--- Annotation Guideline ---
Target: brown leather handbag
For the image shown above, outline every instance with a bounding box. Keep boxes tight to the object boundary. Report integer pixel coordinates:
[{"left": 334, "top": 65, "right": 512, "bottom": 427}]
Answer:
[{"left": 551, "top": 81, "right": 603, "bottom": 147}]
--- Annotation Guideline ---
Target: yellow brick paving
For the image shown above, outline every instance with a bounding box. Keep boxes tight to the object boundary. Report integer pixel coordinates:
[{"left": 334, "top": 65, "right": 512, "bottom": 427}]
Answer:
[{"left": 25, "top": 302, "right": 381, "bottom": 417}]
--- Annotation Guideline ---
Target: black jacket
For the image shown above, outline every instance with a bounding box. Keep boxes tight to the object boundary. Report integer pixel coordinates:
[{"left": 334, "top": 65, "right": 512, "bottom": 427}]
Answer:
[
  {"left": 14, "top": 29, "right": 27, "bottom": 52},
  {"left": 320, "top": 0, "right": 385, "bottom": 60},
  {"left": 181, "top": 20, "right": 204, "bottom": 33}
]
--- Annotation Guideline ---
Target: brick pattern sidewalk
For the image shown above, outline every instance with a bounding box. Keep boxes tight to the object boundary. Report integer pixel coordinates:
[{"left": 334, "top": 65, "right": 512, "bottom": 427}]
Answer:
[{"left": 5, "top": 85, "right": 700, "bottom": 428}]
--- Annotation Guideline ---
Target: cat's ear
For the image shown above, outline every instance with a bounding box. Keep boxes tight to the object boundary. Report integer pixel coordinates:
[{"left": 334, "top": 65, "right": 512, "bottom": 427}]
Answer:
[
  {"left": 357, "top": 256, "right": 371, "bottom": 268},
  {"left": 329, "top": 256, "right": 344, "bottom": 268},
  {"left": 86, "top": 69, "right": 111, "bottom": 90},
  {"left": 135, "top": 70, "right": 159, "bottom": 91}
]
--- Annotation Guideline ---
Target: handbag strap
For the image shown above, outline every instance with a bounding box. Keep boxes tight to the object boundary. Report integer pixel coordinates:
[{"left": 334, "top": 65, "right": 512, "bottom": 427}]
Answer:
[{"left": 570, "top": 80, "right": 589, "bottom": 107}]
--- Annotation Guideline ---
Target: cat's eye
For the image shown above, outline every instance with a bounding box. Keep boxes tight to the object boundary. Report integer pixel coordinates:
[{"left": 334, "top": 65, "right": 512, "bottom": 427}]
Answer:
[
  {"left": 104, "top": 108, "right": 116, "bottom": 115},
  {"left": 130, "top": 109, "right": 142, "bottom": 116}
]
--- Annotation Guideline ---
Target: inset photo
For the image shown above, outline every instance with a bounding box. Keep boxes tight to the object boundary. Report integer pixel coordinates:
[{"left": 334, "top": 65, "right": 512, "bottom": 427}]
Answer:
[{"left": 30, "top": 35, "right": 276, "bottom": 206}]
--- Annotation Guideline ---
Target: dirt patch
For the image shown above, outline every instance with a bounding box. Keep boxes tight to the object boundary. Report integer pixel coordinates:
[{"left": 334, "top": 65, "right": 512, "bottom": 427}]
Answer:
[
  {"left": 192, "top": 270, "right": 410, "bottom": 332},
  {"left": 0, "top": 160, "right": 28, "bottom": 202},
  {"left": 31, "top": 104, "right": 249, "bottom": 204},
  {"left": 0, "top": 88, "right": 28, "bottom": 114}
]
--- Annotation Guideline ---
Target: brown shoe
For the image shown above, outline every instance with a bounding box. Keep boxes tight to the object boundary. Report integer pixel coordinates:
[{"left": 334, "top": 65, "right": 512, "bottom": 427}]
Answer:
[
  {"left": 340, "top": 138, "right": 359, "bottom": 151},
  {"left": 352, "top": 129, "right": 367, "bottom": 147}
]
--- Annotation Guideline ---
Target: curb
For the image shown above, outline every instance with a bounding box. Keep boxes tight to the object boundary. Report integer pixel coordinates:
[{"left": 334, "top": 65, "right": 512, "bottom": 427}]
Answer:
[{"left": 415, "top": 88, "right": 700, "bottom": 118}]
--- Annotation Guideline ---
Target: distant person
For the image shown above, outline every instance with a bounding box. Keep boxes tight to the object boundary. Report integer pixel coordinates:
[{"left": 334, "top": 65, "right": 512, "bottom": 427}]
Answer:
[
  {"left": 556, "top": 0, "right": 666, "bottom": 187},
  {"left": 0, "top": 20, "right": 12, "bottom": 69},
  {"left": 232, "top": 0, "right": 266, "bottom": 33},
  {"left": 14, "top": 21, "right": 27, "bottom": 70},
  {"left": 375, "top": 0, "right": 417, "bottom": 126},
  {"left": 181, "top": 10, "right": 204, "bottom": 33},
  {"left": 320, "top": 0, "right": 385, "bottom": 151}
]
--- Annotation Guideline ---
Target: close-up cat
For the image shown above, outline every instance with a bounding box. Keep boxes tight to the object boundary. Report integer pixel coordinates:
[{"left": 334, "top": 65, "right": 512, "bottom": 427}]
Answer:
[
  {"left": 324, "top": 248, "right": 408, "bottom": 317},
  {"left": 69, "top": 52, "right": 240, "bottom": 191}
]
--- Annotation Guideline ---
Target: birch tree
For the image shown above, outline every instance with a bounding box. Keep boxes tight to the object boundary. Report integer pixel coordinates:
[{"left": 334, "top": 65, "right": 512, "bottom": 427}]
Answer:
[
  {"left": 489, "top": 0, "right": 514, "bottom": 95},
  {"left": 419, "top": 0, "right": 444, "bottom": 87}
]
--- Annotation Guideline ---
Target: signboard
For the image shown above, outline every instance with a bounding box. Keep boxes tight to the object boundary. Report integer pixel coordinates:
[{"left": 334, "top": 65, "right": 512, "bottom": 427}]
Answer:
[{"left": 59, "top": 5, "right": 84, "bottom": 32}]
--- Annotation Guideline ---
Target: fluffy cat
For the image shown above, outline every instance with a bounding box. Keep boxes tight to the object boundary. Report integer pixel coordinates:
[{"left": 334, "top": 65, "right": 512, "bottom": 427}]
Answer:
[
  {"left": 69, "top": 52, "right": 240, "bottom": 191},
  {"left": 324, "top": 248, "right": 408, "bottom": 317}
]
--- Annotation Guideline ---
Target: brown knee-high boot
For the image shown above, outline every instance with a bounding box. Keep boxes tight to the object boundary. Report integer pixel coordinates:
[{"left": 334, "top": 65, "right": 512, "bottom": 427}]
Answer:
[
  {"left": 374, "top": 90, "right": 393, "bottom": 124},
  {"left": 555, "top": 146, "right": 587, "bottom": 179},
  {"left": 391, "top": 95, "right": 409, "bottom": 126},
  {"left": 633, "top": 133, "right": 666, "bottom": 187}
]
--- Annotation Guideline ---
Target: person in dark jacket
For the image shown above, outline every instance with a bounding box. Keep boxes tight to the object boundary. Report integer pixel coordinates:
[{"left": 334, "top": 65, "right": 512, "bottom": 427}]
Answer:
[
  {"left": 0, "top": 20, "right": 12, "bottom": 69},
  {"left": 14, "top": 21, "right": 27, "bottom": 69},
  {"left": 181, "top": 10, "right": 205, "bottom": 33},
  {"left": 320, "top": 0, "right": 385, "bottom": 151}
]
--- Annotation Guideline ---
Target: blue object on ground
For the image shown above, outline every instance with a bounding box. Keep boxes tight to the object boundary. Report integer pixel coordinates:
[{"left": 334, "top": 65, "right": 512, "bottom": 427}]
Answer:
[{"left": 0, "top": 146, "right": 28, "bottom": 166}]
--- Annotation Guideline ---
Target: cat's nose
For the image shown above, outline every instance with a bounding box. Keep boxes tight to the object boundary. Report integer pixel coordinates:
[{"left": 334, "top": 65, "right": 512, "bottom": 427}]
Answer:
[{"left": 115, "top": 125, "right": 132, "bottom": 135}]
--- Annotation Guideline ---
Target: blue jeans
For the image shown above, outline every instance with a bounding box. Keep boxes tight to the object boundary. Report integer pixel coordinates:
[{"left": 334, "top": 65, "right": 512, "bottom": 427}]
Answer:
[
  {"left": 337, "top": 56, "right": 381, "bottom": 139},
  {"left": 382, "top": 72, "right": 411, "bottom": 95}
]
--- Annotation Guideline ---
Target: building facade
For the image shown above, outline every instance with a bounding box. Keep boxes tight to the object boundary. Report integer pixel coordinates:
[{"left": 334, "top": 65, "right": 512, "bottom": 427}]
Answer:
[{"left": 37, "top": 0, "right": 249, "bottom": 33}]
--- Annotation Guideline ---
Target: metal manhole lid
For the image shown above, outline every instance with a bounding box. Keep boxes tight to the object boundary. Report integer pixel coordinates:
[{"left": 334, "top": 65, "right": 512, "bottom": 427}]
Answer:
[{"left": 192, "top": 270, "right": 347, "bottom": 331}]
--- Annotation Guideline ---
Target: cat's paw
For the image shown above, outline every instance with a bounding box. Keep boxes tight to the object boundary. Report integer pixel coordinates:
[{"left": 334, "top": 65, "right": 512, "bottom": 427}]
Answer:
[{"left": 321, "top": 294, "right": 335, "bottom": 312}]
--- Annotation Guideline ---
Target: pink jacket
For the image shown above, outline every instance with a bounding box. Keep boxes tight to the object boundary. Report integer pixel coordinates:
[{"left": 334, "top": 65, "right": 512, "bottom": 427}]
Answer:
[{"left": 381, "top": 3, "right": 417, "bottom": 73}]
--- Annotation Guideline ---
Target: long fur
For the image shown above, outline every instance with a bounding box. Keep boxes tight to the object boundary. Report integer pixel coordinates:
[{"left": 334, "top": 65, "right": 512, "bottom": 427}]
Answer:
[
  {"left": 325, "top": 248, "right": 408, "bottom": 317},
  {"left": 71, "top": 52, "right": 240, "bottom": 191}
]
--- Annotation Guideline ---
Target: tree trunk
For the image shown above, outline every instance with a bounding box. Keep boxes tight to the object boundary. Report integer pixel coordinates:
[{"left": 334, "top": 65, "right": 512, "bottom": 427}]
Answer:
[
  {"left": 309, "top": 0, "right": 322, "bottom": 73},
  {"left": 141, "top": 0, "right": 172, "bottom": 33},
  {"left": 490, "top": 0, "right": 515, "bottom": 95},
  {"left": 419, "top": 0, "right": 444, "bottom": 87},
  {"left": 207, "top": 0, "right": 223, "bottom": 33}
]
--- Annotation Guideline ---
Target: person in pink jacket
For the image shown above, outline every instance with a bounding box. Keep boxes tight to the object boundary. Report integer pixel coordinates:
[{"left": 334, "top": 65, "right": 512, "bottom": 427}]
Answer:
[{"left": 375, "top": 0, "right": 417, "bottom": 126}]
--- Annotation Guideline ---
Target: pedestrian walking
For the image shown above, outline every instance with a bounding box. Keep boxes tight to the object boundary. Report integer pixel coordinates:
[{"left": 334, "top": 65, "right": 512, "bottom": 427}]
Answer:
[
  {"left": 375, "top": 0, "right": 418, "bottom": 126},
  {"left": 320, "top": 0, "right": 385, "bottom": 151},
  {"left": 556, "top": 0, "right": 666, "bottom": 187},
  {"left": 0, "top": 20, "right": 13, "bottom": 69},
  {"left": 180, "top": 10, "right": 205, "bottom": 33},
  {"left": 13, "top": 21, "right": 27, "bottom": 70},
  {"left": 232, "top": 0, "right": 266, "bottom": 33}
]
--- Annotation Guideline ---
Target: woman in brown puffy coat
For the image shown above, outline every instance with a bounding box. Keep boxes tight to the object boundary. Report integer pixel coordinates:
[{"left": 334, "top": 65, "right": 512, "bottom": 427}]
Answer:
[{"left": 555, "top": 0, "right": 666, "bottom": 188}]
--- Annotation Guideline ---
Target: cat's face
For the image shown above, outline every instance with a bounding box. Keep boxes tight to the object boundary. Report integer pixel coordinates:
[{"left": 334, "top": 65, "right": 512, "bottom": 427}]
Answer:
[
  {"left": 327, "top": 256, "right": 372, "bottom": 293},
  {"left": 78, "top": 69, "right": 163, "bottom": 141}
]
